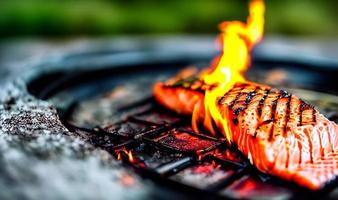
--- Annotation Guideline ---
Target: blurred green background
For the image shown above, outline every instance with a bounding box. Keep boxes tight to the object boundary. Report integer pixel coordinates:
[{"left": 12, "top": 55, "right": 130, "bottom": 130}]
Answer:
[{"left": 0, "top": 0, "right": 337, "bottom": 38}]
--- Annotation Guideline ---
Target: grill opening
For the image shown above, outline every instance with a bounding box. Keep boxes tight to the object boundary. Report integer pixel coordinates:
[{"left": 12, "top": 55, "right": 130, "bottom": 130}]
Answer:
[{"left": 26, "top": 53, "right": 338, "bottom": 199}]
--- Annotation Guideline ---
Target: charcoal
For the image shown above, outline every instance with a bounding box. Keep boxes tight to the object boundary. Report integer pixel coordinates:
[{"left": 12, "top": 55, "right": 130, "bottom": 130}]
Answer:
[
  {"left": 219, "top": 175, "right": 292, "bottom": 200},
  {"left": 153, "top": 129, "right": 219, "bottom": 152},
  {"left": 170, "top": 161, "right": 235, "bottom": 189}
]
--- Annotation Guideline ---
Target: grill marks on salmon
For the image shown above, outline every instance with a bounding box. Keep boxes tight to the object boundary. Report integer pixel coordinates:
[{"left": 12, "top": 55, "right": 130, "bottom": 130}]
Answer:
[
  {"left": 153, "top": 79, "right": 338, "bottom": 190},
  {"left": 222, "top": 83, "right": 318, "bottom": 140},
  {"left": 216, "top": 83, "right": 338, "bottom": 190}
]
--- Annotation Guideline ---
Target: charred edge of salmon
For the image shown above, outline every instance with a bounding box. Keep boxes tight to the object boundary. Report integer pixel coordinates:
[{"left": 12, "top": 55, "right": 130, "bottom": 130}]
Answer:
[
  {"left": 162, "top": 67, "right": 211, "bottom": 92},
  {"left": 153, "top": 82, "right": 204, "bottom": 115},
  {"left": 166, "top": 76, "right": 217, "bottom": 93},
  {"left": 161, "top": 66, "right": 218, "bottom": 93}
]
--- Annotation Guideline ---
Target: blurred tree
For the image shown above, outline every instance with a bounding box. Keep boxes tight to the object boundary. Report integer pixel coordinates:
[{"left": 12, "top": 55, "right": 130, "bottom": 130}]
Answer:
[{"left": 0, "top": 0, "right": 337, "bottom": 38}]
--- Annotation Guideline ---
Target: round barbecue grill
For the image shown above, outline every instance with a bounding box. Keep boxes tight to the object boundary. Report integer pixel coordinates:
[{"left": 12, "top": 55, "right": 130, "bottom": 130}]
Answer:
[{"left": 24, "top": 38, "right": 338, "bottom": 199}]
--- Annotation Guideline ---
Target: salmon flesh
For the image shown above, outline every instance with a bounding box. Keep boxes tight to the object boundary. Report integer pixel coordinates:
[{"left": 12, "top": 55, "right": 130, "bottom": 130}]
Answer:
[{"left": 153, "top": 75, "right": 338, "bottom": 190}]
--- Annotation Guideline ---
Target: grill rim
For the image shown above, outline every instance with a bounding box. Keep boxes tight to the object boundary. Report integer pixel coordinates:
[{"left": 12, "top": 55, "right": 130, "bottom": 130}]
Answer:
[{"left": 26, "top": 48, "right": 338, "bottom": 100}]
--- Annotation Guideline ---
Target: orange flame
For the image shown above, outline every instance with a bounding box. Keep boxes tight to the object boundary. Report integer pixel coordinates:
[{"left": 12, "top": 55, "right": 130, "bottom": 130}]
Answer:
[
  {"left": 126, "top": 150, "right": 135, "bottom": 163},
  {"left": 117, "top": 152, "right": 122, "bottom": 160},
  {"left": 115, "top": 148, "right": 136, "bottom": 163},
  {"left": 193, "top": 0, "right": 265, "bottom": 142}
]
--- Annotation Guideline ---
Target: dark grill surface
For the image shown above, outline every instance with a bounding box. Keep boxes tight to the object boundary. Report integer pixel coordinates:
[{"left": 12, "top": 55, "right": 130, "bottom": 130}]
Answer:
[
  {"left": 27, "top": 52, "right": 338, "bottom": 199},
  {"left": 65, "top": 99, "right": 337, "bottom": 199}
]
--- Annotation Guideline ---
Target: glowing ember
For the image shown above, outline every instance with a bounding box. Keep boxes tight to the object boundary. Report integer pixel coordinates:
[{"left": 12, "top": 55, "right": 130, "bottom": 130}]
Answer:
[
  {"left": 115, "top": 148, "right": 136, "bottom": 163},
  {"left": 211, "top": 149, "right": 244, "bottom": 164},
  {"left": 117, "top": 152, "right": 122, "bottom": 160},
  {"left": 119, "top": 173, "right": 136, "bottom": 187},
  {"left": 197, "top": 154, "right": 203, "bottom": 161},
  {"left": 154, "top": 129, "right": 218, "bottom": 152},
  {"left": 193, "top": 0, "right": 265, "bottom": 142},
  {"left": 170, "top": 162, "right": 235, "bottom": 189},
  {"left": 221, "top": 175, "right": 291, "bottom": 199}
]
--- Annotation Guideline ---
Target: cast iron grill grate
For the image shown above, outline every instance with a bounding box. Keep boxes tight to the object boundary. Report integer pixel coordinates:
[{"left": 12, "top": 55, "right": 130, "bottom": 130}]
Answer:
[{"left": 63, "top": 98, "right": 337, "bottom": 199}]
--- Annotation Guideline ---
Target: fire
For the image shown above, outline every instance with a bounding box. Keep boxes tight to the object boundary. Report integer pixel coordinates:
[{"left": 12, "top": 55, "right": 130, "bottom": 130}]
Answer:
[
  {"left": 193, "top": 0, "right": 265, "bottom": 142},
  {"left": 117, "top": 152, "right": 122, "bottom": 160},
  {"left": 127, "top": 150, "right": 135, "bottom": 163},
  {"left": 115, "top": 148, "right": 136, "bottom": 163}
]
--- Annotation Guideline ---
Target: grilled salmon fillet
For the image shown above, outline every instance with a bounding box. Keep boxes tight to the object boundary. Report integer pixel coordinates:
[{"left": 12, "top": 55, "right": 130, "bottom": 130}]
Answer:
[{"left": 153, "top": 76, "right": 338, "bottom": 190}]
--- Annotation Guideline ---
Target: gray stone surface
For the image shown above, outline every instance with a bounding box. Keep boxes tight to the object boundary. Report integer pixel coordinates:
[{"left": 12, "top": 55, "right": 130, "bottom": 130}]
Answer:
[{"left": 0, "top": 80, "right": 153, "bottom": 200}]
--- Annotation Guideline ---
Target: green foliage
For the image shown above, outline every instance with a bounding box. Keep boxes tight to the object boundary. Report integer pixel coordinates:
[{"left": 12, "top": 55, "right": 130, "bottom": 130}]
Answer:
[{"left": 0, "top": 0, "right": 337, "bottom": 37}]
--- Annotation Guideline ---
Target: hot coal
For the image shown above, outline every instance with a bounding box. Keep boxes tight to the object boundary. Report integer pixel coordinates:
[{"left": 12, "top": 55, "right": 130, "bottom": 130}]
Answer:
[
  {"left": 220, "top": 175, "right": 292, "bottom": 200},
  {"left": 208, "top": 148, "right": 247, "bottom": 167},
  {"left": 170, "top": 161, "right": 236, "bottom": 189},
  {"left": 153, "top": 129, "right": 219, "bottom": 152}
]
